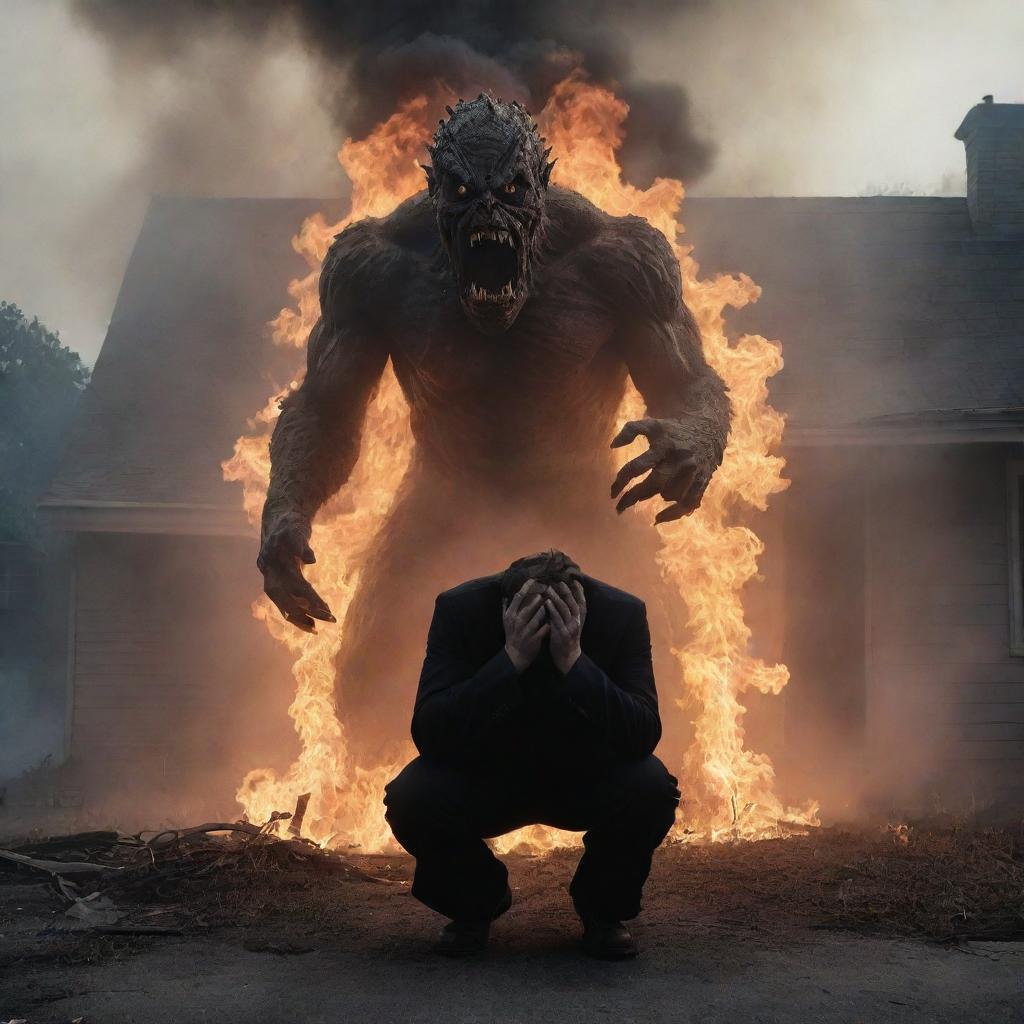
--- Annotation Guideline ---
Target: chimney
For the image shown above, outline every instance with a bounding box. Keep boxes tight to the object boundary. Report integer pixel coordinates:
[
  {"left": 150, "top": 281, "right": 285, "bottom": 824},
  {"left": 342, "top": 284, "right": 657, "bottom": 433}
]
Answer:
[{"left": 955, "top": 95, "right": 1024, "bottom": 235}]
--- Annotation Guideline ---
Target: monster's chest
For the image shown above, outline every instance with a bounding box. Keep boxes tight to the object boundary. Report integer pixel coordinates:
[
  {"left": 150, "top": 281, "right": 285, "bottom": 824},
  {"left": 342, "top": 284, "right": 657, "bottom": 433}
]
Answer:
[{"left": 385, "top": 264, "right": 620, "bottom": 409}]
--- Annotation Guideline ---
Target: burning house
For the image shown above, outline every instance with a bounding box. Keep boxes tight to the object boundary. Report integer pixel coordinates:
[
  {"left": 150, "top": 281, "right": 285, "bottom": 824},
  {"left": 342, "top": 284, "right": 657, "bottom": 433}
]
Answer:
[{"left": 27, "top": 96, "right": 1024, "bottom": 831}]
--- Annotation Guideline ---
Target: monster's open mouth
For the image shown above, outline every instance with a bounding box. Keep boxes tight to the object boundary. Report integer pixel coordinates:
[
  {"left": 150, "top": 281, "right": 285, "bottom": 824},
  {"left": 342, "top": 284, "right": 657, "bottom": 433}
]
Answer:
[{"left": 461, "top": 227, "right": 521, "bottom": 304}]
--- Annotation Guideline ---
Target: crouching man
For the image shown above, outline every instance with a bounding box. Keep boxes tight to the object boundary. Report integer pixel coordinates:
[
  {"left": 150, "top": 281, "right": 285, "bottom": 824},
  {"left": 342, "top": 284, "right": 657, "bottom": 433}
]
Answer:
[{"left": 384, "top": 550, "right": 680, "bottom": 959}]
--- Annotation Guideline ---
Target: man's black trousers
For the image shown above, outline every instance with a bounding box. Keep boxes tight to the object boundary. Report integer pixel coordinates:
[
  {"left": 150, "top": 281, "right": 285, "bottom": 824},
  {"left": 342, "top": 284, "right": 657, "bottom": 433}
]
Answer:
[{"left": 384, "top": 754, "right": 679, "bottom": 924}]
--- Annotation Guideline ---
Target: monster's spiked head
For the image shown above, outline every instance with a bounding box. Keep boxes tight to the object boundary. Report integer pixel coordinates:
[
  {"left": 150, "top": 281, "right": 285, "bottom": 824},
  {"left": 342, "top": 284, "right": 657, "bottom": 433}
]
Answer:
[{"left": 424, "top": 93, "right": 554, "bottom": 333}]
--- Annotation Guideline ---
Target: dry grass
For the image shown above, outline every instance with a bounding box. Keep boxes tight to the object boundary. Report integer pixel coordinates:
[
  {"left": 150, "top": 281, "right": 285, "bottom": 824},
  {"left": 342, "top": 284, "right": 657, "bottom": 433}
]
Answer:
[{"left": 650, "top": 823, "right": 1024, "bottom": 942}]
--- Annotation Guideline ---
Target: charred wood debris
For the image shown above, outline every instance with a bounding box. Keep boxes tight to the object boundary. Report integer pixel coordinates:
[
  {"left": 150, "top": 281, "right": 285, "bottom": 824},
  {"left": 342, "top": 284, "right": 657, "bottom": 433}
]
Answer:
[{"left": 0, "top": 796, "right": 400, "bottom": 937}]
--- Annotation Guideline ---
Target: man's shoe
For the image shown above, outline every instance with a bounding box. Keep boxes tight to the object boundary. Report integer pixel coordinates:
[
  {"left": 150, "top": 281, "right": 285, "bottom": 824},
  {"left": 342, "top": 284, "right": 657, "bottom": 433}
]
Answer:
[
  {"left": 433, "top": 886, "right": 512, "bottom": 957},
  {"left": 581, "top": 919, "right": 638, "bottom": 960},
  {"left": 433, "top": 919, "right": 491, "bottom": 957}
]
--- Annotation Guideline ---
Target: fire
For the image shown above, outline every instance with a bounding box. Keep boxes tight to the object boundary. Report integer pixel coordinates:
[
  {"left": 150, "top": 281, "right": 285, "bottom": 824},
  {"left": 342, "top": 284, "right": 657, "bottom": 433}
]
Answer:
[
  {"left": 222, "top": 99, "right": 427, "bottom": 850},
  {"left": 542, "top": 75, "right": 817, "bottom": 838},
  {"left": 223, "top": 76, "right": 817, "bottom": 851}
]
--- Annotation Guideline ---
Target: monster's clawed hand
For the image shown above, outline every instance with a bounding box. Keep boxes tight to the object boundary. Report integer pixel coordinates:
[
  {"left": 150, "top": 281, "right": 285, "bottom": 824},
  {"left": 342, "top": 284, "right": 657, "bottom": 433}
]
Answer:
[
  {"left": 610, "top": 417, "right": 720, "bottom": 524},
  {"left": 257, "top": 513, "right": 335, "bottom": 633}
]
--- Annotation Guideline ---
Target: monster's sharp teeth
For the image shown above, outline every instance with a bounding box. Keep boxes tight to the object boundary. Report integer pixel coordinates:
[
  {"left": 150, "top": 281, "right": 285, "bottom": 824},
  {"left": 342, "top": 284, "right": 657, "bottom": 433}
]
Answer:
[{"left": 498, "top": 231, "right": 508, "bottom": 246}]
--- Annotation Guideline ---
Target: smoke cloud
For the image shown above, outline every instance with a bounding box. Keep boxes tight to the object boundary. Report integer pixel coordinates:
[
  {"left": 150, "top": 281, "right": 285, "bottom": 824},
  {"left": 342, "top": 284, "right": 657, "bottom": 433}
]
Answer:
[
  {"left": 5, "top": 0, "right": 1019, "bottom": 364},
  {"left": 70, "top": 0, "right": 715, "bottom": 188}
]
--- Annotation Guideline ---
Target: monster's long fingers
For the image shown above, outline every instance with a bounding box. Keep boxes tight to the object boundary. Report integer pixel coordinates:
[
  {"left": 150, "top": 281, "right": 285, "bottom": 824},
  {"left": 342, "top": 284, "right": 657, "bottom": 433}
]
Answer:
[
  {"left": 279, "top": 562, "right": 335, "bottom": 622},
  {"left": 653, "top": 502, "right": 689, "bottom": 525},
  {"left": 286, "top": 611, "right": 317, "bottom": 632},
  {"left": 655, "top": 472, "right": 710, "bottom": 523},
  {"left": 610, "top": 418, "right": 659, "bottom": 449},
  {"left": 292, "top": 590, "right": 336, "bottom": 623},
  {"left": 265, "top": 583, "right": 316, "bottom": 632},
  {"left": 290, "top": 583, "right": 335, "bottom": 622},
  {"left": 610, "top": 450, "right": 658, "bottom": 499},
  {"left": 615, "top": 473, "right": 662, "bottom": 514},
  {"left": 662, "top": 456, "right": 698, "bottom": 502},
  {"left": 678, "top": 472, "right": 713, "bottom": 517}
]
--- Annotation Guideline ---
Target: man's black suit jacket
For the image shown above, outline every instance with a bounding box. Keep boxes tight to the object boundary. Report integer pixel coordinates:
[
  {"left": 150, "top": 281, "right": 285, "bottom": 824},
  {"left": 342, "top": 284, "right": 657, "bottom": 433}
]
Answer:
[{"left": 410, "top": 574, "right": 662, "bottom": 773}]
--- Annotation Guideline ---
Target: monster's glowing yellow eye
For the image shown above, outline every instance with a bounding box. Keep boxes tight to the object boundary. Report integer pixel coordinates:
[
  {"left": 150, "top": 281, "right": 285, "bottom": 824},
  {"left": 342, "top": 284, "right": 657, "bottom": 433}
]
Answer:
[
  {"left": 504, "top": 182, "right": 517, "bottom": 194},
  {"left": 456, "top": 184, "right": 467, "bottom": 196}
]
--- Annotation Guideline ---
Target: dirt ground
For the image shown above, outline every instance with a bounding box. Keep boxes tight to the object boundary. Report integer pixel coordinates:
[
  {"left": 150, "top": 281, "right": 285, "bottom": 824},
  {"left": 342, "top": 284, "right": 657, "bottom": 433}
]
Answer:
[{"left": 2, "top": 828, "right": 1023, "bottom": 1024}]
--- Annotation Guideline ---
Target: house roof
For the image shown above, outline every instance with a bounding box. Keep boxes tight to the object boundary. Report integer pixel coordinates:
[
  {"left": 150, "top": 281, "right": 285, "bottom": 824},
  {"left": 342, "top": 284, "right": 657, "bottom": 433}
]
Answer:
[
  {"left": 41, "top": 196, "right": 342, "bottom": 532},
  {"left": 42, "top": 194, "right": 1024, "bottom": 532},
  {"left": 681, "top": 196, "right": 1024, "bottom": 433}
]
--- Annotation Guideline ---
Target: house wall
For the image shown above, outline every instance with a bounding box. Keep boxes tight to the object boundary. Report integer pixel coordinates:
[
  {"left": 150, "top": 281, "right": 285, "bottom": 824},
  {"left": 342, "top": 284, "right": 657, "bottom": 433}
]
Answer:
[
  {"left": 0, "top": 538, "right": 71, "bottom": 781},
  {"left": 53, "top": 442, "right": 1024, "bottom": 824},
  {"left": 769, "top": 448, "right": 869, "bottom": 817},
  {"left": 67, "top": 532, "right": 296, "bottom": 824},
  {"left": 866, "top": 443, "right": 1024, "bottom": 812}
]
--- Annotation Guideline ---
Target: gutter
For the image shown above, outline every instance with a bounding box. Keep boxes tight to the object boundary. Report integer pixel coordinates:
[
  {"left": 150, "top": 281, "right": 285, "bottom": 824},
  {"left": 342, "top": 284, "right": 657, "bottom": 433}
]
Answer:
[{"left": 37, "top": 499, "right": 252, "bottom": 537}]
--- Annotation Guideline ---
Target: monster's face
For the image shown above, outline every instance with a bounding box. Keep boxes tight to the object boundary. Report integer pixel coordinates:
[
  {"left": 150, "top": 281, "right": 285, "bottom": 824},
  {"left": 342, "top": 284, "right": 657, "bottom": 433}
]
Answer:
[{"left": 426, "top": 95, "right": 554, "bottom": 334}]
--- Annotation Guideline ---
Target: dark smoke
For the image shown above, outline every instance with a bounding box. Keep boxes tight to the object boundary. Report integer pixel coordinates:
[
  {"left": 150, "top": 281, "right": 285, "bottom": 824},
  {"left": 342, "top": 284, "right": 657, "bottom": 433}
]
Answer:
[{"left": 72, "top": 0, "right": 715, "bottom": 187}]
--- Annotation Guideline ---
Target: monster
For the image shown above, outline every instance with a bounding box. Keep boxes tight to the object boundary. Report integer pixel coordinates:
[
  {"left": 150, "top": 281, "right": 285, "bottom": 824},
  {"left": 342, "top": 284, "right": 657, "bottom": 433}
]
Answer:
[{"left": 257, "top": 94, "right": 731, "bottom": 751}]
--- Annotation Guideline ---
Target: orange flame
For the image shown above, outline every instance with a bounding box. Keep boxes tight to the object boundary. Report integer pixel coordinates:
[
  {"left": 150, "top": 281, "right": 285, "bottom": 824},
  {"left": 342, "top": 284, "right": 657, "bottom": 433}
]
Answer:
[{"left": 223, "top": 76, "right": 817, "bottom": 850}]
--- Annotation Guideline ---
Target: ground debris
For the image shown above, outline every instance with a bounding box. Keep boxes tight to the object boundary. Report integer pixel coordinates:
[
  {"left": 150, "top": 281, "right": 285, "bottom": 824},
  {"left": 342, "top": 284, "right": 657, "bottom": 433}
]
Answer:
[
  {"left": 654, "top": 821, "right": 1024, "bottom": 943},
  {"left": 2, "top": 819, "right": 1021, "bottom": 947},
  {"left": 0, "top": 811, "right": 403, "bottom": 934}
]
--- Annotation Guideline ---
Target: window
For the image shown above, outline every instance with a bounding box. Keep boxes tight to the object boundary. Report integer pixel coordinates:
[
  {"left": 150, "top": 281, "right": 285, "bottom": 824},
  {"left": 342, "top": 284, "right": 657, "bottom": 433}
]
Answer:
[{"left": 1009, "top": 461, "right": 1024, "bottom": 656}]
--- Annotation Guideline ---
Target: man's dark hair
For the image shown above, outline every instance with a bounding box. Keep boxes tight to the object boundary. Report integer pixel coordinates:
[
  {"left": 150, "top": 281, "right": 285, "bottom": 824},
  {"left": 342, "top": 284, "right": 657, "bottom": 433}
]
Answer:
[{"left": 500, "top": 549, "right": 582, "bottom": 601}]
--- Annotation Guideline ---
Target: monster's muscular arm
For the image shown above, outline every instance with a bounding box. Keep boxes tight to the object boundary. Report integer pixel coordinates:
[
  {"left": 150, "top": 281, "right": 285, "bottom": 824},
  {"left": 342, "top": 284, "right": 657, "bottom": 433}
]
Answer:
[
  {"left": 258, "top": 225, "right": 389, "bottom": 631},
  {"left": 600, "top": 217, "right": 731, "bottom": 523}
]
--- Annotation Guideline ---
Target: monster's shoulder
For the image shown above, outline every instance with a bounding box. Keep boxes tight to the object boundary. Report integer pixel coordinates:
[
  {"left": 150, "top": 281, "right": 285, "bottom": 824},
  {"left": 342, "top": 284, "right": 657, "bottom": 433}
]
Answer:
[
  {"left": 322, "top": 193, "right": 434, "bottom": 292},
  {"left": 557, "top": 194, "right": 682, "bottom": 320},
  {"left": 544, "top": 185, "right": 608, "bottom": 251}
]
